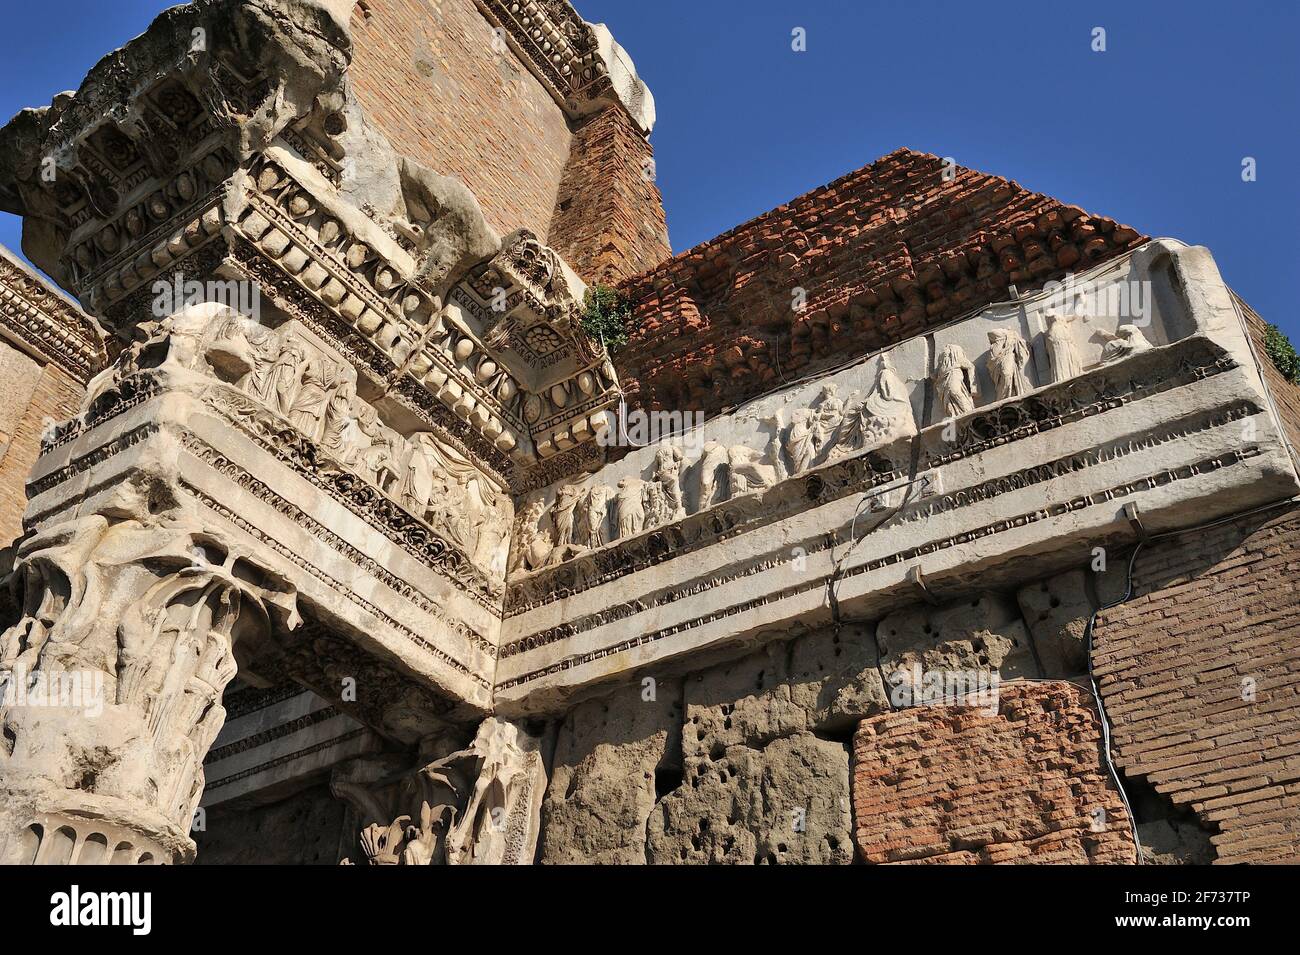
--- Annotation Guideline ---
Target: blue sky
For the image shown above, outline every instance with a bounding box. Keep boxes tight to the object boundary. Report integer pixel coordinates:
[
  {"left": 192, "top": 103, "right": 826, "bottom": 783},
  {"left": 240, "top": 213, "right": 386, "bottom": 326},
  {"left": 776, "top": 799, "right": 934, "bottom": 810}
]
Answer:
[{"left": 1, "top": 0, "right": 1296, "bottom": 337}]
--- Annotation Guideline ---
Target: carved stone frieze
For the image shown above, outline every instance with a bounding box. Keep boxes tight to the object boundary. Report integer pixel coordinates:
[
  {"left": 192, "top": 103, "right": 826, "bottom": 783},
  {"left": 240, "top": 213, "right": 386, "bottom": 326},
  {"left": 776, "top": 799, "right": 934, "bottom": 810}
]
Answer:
[
  {"left": 1043, "top": 311, "right": 1084, "bottom": 384},
  {"left": 506, "top": 363, "right": 916, "bottom": 585},
  {"left": 504, "top": 448, "right": 907, "bottom": 616},
  {"left": 503, "top": 338, "right": 1241, "bottom": 617},
  {"left": 923, "top": 341, "right": 1236, "bottom": 469},
  {"left": 785, "top": 352, "right": 918, "bottom": 472},
  {"left": 1099, "top": 323, "right": 1154, "bottom": 363}
]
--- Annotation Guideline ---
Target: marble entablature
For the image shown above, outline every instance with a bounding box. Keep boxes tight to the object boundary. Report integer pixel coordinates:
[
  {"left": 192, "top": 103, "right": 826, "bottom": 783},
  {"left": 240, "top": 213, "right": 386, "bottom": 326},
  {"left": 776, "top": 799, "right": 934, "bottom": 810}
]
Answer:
[{"left": 495, "top": 240, "right": 1299, "bottom": 711}]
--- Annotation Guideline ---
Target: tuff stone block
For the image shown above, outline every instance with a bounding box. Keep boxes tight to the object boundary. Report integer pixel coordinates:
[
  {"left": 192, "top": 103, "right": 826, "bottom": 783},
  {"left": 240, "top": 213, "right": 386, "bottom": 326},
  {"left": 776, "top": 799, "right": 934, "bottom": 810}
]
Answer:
[
  {"left": 1016, "top": 568, "right": 1096, "bottom": 676},
  {"left": 876, "top": 593, "right": 1041, "bottom": 688},
  {"left": 540, "top": 679, "right": 683, "bottom": 865},
  {"left": 648, "top": 732, "right": 853, "bottom": 866}
]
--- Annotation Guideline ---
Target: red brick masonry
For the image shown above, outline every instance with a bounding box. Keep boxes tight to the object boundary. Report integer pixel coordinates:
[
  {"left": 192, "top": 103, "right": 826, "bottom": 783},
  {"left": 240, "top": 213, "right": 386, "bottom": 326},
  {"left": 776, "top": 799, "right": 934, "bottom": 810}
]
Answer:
[
  {"left": 548, "top": 107, "right": 671, "bottom": 286},
  {"left": 349, "top": 0, "right": 574, "bottom": 239},
  {"left": 853, "top": 682, "right": 1137, "bottom": 864},
  {"left": 616, "top": 148, "right": 1146, "bottom": 419},
  {"left": 0, "top": 361, "right": 83, "bottom": 544},
  {"left": 1094, "top": 505, "right": 1300, "bottom": 864},
  {"left": 350, "top": 0, "right": 670, "bottom": 285}
]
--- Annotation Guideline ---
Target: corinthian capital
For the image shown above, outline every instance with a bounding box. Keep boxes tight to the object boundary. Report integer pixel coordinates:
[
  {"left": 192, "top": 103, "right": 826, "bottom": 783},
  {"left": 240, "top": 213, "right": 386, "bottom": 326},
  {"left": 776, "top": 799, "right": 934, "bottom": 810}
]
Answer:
[{"left": 0, "top": 500, "right": 298, "bottom": 864}]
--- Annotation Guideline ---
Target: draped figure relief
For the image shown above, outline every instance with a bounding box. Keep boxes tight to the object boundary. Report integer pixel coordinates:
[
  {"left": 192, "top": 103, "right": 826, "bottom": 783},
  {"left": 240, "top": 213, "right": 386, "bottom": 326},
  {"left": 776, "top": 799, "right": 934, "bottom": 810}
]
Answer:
[
  {"left": 824, "top": 353, "right": 917, "bottom": 459},
  {"left": 1100, "top": 324, "right": 1155, "bottom": 363},
  {"left": 1043, "top": 311, "right": 1084, "bottom": 383},
  {"left": 986, "top": 329, "right": 1033, "bottom": 400},
  {"left": 932, "top": 343, "right": 979, "bottom": 419}
]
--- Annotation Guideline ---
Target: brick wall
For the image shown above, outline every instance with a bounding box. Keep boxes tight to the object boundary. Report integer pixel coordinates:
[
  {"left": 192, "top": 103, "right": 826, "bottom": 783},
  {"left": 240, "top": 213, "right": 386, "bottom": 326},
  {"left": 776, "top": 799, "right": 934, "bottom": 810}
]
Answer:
[
  {"left": 852, "top": 682, "right": 1136, "bottom": 864},
  {"left": 0, "top": 246, "right": 101, "bottom": 547},
  {"left": 0, "top": 345, "right": 41, "bottom": 453},
  {"left": 1240, "top": 296, "right": 1300, "bottom": 458},
  {"left": 548, "top": 107, "right": 670, "bottom": 285},
  {"left": 1093, "top": 504, "right": 1300, "bottom": 864},
  {"left": 614, "top": 148, "right": 1145, "bottom": 419},
  {"left": 348, "top": 0, "right": 573, "bottom": 238},
  {"left": 0, "top": 357, "right": 83, "bottom": 545}
]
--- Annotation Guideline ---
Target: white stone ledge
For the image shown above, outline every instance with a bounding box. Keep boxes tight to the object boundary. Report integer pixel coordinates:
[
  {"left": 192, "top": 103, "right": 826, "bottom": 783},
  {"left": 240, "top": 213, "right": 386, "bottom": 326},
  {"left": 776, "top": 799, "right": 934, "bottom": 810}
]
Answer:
[
  {"left": 24, "top": 388, "right": 498, "bottom": 715},
  {"left": 495, "top": 346, "right": 1299, "bottom": 712},
  {"left": 201, "top": 711, "right": 377, "bottom": 808}
]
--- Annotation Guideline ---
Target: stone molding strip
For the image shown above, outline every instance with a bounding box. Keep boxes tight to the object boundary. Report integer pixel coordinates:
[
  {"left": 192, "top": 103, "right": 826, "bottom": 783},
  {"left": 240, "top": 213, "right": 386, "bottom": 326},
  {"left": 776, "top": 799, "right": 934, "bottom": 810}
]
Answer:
[
  {"left": 497, "top": 447, "right": 1262, "bottom": 691},
  {"left": 26, "top": 423, "right": 159, "bottom": 501},
  {"left": 0, "top": 245, "right": 104, "bottom": 382},
  {"left": 500, "top": 402, "right": 1261, "bottom": 661},
  {"left": 204, "top": 729, "right": 368, "bottom": 793},
  {"left": 222, "top": 682, "right": 312, "bottom": 721},
  {"left": 204, "top": 705, "right": 342, "bottom": 764}
]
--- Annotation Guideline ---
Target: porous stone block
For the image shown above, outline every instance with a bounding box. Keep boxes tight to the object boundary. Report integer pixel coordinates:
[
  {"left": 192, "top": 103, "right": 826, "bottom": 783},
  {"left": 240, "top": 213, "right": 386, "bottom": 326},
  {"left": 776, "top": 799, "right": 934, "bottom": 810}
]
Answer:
[
  {"left": 681, "top": 642, "right": 807, "bottom": 755},
  {"left": 642, "top": 627, "right": 876, "bottom": 865},
  {"left": 789, "top": 622, "right": 890, "bottom": 732},
  {"left": 1016, "top": 568, "right": 1097, "bottom": 676},
  {"left": 540, "top": 680, "right": 683, "bottom": 865},
  {"left": 681, "top": 624, "right": 888, "bottom": 755},
  {"left": 875, "top": 593, "right": 1040, "bottom": 688},
  {"left": 539, "top": 624, "right": 880, "bottom": 863},
  {"left": 647, "top": 732, "right": 852, "bottom": 865}
]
